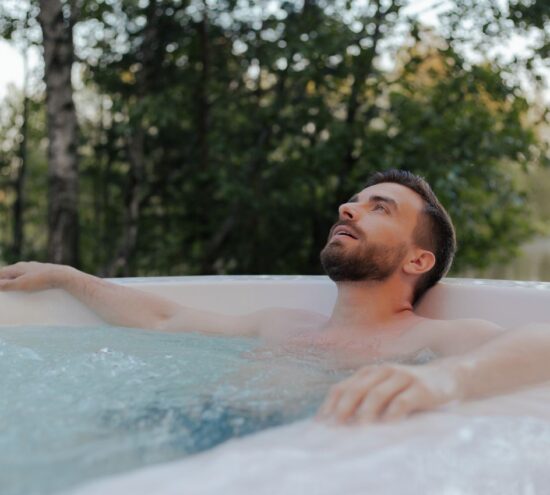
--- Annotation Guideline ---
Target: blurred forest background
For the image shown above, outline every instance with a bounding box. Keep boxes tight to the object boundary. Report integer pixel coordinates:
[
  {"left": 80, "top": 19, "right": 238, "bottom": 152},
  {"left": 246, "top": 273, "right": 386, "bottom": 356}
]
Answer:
[{"left": 0, "top": 0, "right": 549, "bottom": 279}]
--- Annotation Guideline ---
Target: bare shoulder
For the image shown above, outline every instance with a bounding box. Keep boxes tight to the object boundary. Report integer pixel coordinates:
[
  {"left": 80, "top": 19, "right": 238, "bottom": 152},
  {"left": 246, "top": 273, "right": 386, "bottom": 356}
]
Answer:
[
  {"left": 443, "top": 318, "right": 504, "bottom": 333},
  {"left": 418, "top": 317, "right": 503, "bottom": 333},
  {"left": 407, "top": 317, "right": 505, "bottom": 357}
]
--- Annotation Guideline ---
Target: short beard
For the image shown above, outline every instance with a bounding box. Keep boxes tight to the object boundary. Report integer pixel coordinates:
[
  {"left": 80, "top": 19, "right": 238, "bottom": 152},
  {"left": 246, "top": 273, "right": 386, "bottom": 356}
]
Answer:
[{"left": 320, "top": 238, "right": 407, "bottom": 282}]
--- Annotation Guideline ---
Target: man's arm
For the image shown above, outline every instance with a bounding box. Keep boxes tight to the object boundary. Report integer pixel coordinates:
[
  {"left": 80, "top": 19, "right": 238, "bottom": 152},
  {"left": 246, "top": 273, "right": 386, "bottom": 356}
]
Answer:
[
  {"left": 318, "top": 322, "right": 550, "bottom": 423},
  {"left": 420, "top": 318, "right": 504, "bottom": 357},
  {"left": 445, "top": 323, "right": 550, "bottom": 400},
  {"left": 0, "top": 262, "right": 263, "bottom": 335}
]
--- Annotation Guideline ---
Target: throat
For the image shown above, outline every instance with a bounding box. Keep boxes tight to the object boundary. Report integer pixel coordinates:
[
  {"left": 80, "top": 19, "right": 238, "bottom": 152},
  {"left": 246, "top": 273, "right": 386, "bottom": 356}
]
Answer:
[{"left": 326, "top": 279, "right": 417, "bottom": 334}]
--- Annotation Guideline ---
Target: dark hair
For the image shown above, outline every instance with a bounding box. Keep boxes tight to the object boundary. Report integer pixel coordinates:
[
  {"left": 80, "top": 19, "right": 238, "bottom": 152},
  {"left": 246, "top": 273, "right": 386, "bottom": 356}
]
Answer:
[{"left": 364, "top": 169, "right": 456, "bottom": 305}]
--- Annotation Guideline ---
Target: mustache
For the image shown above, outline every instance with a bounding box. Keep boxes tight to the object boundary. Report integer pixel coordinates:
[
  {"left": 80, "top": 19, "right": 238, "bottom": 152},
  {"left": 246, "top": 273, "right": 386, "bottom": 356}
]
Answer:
[{"left": 328, "top": 220, "right": 362, "bottom": 240}]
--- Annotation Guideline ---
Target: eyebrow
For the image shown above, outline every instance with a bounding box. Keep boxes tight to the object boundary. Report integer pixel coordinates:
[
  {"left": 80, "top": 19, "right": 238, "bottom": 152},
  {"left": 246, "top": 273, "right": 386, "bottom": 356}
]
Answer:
[{"left": 347, "top": 194, "right": 399, "bottom": 212}]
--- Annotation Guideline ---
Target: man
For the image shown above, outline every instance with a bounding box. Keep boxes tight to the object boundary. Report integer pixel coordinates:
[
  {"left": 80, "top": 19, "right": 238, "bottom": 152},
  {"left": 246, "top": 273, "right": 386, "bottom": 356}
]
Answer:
[{"left": 1, "top": 170, "right": 549, "bottom": 425}]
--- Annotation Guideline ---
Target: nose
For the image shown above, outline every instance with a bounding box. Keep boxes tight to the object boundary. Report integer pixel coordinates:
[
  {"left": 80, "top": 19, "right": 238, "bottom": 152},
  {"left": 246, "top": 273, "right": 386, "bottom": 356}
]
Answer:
[{"left": 338, "top": 202, "right": 358, "bottom": 220}]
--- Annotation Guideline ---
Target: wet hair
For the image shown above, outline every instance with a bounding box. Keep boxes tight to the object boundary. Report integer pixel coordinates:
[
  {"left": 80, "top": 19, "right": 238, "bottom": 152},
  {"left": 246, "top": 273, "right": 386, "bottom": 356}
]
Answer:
[{"left": 364, "top": 169, "right": 456, "bottom": 305}]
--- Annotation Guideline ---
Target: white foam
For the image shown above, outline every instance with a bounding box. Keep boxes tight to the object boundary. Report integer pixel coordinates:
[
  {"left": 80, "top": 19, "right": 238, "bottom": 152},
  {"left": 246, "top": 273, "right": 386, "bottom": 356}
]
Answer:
[{"left": 69, "top": 383, "right": 550, "bottom": 495}]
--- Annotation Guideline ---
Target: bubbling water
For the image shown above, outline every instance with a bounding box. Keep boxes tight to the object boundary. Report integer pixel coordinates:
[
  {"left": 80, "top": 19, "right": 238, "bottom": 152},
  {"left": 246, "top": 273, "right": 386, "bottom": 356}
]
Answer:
[
  {"left": 71, "top": 384, "right": 550, "bottom": 495},
  {"left": 1, "top": 325, "right": 348, "bottom": 495}
]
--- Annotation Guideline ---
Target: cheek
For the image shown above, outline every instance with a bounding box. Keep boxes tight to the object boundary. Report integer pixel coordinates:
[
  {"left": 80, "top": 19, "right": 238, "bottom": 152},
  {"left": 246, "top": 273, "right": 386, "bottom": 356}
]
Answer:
[{"left": 361, "top": 219, "right": 405, "bottom": 244}]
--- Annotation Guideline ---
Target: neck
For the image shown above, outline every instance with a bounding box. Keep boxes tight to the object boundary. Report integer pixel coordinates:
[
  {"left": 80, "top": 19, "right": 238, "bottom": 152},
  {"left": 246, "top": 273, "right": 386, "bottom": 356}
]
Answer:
[{"left": 324, "top": 276, "right": 417, "bottom": 335}]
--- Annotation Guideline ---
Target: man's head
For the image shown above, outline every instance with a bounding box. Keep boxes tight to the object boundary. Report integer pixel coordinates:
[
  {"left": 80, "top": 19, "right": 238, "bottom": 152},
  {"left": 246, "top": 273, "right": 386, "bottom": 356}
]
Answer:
[{"left": 320, "top": 169, "right": 456, "bottom": 305}]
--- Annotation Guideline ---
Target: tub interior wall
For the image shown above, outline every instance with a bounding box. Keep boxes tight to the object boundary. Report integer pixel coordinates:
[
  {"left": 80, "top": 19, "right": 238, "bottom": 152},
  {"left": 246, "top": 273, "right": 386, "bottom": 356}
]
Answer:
[{"left": 0, "top": 276, "right": 549, "bottom": 328}]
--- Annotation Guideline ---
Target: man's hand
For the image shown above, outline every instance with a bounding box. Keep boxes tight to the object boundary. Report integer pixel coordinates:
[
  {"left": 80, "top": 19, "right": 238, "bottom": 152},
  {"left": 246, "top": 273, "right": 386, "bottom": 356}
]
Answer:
[
  {"left": 0, "top": 261, "right": 74, "bottom": 292},
  {"left": 317, "top": 362, "right": 461, "bottom": 424}
]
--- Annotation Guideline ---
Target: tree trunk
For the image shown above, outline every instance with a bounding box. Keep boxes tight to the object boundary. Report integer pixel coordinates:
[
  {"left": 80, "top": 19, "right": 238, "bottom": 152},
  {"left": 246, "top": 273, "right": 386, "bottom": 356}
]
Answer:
[
  {"left": 38, "top": 0, "right": 80, "bottom": 266},
  {"left": 11, "top": 50, "right": 29, "bottom": 260}
]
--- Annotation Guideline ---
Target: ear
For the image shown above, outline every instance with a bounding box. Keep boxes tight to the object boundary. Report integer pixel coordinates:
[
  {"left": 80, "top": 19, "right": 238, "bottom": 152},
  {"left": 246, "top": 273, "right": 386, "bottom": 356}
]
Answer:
[{"left": 403, "top": 249, "right": 436, "bottom": 276}]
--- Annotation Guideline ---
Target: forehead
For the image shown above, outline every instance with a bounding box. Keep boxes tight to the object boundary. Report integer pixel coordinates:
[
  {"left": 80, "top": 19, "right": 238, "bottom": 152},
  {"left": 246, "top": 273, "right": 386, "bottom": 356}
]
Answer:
[{"left": 355, "top": 182, "right": 425, "bottom": 214}]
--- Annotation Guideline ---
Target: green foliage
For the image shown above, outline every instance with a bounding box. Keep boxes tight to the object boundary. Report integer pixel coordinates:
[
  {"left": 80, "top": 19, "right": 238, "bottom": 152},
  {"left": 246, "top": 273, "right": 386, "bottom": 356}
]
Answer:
[
  {"left": 510, "top": 0, "right": 550, "bottom": 63},
  {"left": 0, "top": 91, "right": 48, "bottom": 262},
  {"left": 377, "top": 49, "right": 541, "bottom": 270},
  {"left": 0, "top": 0, "right": 548, "bottom": 277}
]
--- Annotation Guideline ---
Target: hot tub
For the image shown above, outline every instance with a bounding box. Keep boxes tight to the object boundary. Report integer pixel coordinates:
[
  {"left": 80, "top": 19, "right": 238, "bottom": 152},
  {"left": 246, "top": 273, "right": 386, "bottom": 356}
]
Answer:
[{"left": 3, "top": 276, "right": 550, "bottom": 495}]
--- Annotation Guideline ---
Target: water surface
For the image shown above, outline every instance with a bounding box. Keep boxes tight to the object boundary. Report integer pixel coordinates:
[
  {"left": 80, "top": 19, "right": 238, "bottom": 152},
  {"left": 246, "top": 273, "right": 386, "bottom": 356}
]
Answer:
[{"left": 1, "top": 326, "right": 344, "bottom": 495}]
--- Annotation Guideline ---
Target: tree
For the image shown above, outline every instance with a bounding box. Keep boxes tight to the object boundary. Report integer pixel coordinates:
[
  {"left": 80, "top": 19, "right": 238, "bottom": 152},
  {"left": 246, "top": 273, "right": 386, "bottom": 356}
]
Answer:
[
  {"left": 0, "top": 89, "right": 49, "bottom": 263},
  {"left": 37, "top": 0, "right": 80, "bottom": 265},
  {"left": 0, "top": 0, "right": 548, "bottom": 278}
]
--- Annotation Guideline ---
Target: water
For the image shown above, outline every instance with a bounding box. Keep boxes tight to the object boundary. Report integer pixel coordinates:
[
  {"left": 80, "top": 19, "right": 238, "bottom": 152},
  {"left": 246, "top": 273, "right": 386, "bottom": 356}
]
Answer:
[
  {"left": 72, "top": 385, "right": 550, "bottom": 495},
  {"left": 0, "top": 326, "right": 344, "bottom": 495}
]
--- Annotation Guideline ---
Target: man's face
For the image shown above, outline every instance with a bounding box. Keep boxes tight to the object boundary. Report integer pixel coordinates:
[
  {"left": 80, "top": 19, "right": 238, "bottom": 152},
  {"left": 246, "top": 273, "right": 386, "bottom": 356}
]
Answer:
[{"left": 320, "top": 182, "right": 425, "bottom": 282}]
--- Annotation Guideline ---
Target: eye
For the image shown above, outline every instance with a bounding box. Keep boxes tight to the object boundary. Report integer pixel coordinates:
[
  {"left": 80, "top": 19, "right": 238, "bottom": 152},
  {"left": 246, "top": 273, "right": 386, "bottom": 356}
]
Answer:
[{"left": 373, "top": 203, "right": 388, "bottom": 213}]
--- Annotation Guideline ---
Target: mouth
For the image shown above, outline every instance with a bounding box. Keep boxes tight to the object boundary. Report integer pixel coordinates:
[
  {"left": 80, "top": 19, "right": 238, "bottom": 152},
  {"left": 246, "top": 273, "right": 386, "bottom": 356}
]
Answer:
[{"left": 332, "top": 225, "right": 359, "bottom": 240}]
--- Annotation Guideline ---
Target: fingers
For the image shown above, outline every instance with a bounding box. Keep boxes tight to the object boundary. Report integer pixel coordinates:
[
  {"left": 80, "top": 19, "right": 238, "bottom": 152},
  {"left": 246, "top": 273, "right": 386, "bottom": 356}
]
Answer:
[
  {"left": 317, "top": 365, "right": 433, "bottom": 424},
  {"left": 317, "top": 375, "right": 364, "bottom": 421},
  {"left": 0, "top": 274, "right": 28, "bottom": 291},
  {"left": 0, "top": 279, "right": 14, "bottom": 290},
  {"left": 354, "top": 372, "right": 413, "bottom": 423},
  {"left": 0, "top": 263, "right": 26, "bottom": 280},
  {"left": 316, "top": 366, "right": 373, "bottom": 420},
  {"left": 382, "top": 385, "right": 425, "bottom": 421},
  {"left": 317, "top": 366, "right": 391, "bottom": 422},
  {"left": 0, "top": 262, "right": 37, "bottom": 291},
  {"left": 0, "top": 262, "right": 57, "bottom": 292},
  {"left": 318, "top": 362, "right": 457, "bottom": 426}
]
